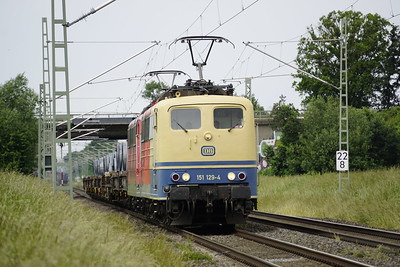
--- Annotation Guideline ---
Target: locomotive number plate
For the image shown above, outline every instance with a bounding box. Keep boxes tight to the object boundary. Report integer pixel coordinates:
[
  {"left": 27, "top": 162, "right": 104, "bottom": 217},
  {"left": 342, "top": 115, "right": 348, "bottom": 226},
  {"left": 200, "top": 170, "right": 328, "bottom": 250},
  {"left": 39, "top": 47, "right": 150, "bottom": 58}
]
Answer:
[
  {"left": 196, "top": 174, "right": 221, "bottom": 181},
  {"left": 201, "top": 146, "right": 215, "bottom": 156}
]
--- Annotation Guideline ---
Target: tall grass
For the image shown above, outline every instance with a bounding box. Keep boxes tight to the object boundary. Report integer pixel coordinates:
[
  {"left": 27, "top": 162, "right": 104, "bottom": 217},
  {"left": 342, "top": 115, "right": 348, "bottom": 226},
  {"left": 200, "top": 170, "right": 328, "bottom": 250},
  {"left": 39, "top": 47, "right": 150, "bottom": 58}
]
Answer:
[
  {"left": 0, "top": 172, "right": 210, "bottom": 267},
  {"left": 257, "top": 167, "right": 400, "bottom": 229}
]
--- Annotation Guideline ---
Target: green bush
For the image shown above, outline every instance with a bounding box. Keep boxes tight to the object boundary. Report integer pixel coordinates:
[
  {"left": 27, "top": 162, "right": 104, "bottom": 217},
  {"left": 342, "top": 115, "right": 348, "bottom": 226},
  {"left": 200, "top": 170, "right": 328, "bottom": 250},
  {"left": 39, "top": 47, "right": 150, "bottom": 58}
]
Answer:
[
  {"left": 0, "top": 75, "right": 38, "bottom": 174},
  {"left": 265, "top": 97, "right": 400, "bottom": 176}
]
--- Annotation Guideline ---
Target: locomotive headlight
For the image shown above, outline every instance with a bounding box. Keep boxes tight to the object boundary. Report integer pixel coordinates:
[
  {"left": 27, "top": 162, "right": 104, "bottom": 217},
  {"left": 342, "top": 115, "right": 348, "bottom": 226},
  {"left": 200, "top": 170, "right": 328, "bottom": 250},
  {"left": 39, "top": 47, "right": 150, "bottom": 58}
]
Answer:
[
  {"left": 171, "top": 173, "right": 180, "bottom": 182},
  {"left": 182, "top": 173, "right": 190, "bottom": 182},
  {"left": 238, "top": 172, "right": 247, "bottom": 180},
  {"left": 227, "top": 172, "right": 236, "bottom": 181}
]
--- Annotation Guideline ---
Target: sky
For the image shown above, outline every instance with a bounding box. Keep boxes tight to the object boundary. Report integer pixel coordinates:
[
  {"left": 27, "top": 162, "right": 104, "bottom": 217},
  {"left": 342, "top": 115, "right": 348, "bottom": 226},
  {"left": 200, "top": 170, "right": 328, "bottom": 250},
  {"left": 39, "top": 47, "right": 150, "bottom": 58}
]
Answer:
[{"left": 1, "top": 0, "right": 399, "bottom": 116}]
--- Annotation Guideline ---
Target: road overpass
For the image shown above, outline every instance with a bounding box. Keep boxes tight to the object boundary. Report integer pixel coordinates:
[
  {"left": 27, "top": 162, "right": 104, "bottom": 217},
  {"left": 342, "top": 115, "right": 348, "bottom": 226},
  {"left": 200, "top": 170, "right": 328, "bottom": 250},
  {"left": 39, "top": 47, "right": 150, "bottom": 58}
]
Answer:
[
  {"left": 56, "top": 113, "right": 138, "bottom": 140},
  {"left": 56, "top": 111, "right": 274, "bottom": 142}
]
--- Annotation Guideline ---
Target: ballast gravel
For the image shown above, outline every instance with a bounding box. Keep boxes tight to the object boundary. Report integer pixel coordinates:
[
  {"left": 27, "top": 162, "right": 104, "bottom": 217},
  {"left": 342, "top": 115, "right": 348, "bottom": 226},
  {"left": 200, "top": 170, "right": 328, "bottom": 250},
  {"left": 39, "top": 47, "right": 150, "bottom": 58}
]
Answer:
[{"left": 239, "top": 220, "right": 400, "bottom": 267}]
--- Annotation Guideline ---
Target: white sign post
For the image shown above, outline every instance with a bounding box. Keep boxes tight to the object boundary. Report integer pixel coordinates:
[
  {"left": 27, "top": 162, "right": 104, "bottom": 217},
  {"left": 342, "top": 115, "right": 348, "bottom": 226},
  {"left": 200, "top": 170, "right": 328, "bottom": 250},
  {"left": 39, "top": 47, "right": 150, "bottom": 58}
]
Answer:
[{"left": 336, "top": 150, "right": 349, "bottom": 171}]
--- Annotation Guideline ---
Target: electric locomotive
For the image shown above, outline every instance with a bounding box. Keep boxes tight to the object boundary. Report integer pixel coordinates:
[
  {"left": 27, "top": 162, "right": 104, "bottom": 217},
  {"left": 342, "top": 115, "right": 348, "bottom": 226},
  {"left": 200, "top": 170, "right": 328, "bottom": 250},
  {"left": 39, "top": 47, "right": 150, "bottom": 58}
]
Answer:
[{"left": 84, "top": 36, "right": 258, "bottom": 226}]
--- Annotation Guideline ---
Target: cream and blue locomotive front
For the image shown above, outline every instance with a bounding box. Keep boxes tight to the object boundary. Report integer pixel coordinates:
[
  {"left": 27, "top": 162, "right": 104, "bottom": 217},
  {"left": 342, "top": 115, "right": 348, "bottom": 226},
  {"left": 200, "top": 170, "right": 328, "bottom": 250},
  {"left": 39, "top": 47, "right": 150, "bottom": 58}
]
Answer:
[{"left": 127, "top": 95, "right": 257, "bottom": 225}]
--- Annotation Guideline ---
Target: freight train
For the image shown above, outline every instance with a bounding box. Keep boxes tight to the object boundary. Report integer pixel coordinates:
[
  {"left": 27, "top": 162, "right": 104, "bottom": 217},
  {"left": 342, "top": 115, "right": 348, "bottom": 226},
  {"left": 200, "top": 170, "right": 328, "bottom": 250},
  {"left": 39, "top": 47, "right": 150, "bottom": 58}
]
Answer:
[{"left": 83, "top": 36, "right": 258, "bottom": 226}]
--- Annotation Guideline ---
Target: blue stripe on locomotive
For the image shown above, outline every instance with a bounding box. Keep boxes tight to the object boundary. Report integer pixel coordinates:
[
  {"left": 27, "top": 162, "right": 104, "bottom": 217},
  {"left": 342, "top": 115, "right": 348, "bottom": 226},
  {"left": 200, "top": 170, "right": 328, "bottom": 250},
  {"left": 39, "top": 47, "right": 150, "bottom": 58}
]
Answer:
[
  {"left": 155, "top": 160, "right": 257, "bottom": 167},
  {"left": 149, "top": 165, "right": 257, "bottom": 199}
]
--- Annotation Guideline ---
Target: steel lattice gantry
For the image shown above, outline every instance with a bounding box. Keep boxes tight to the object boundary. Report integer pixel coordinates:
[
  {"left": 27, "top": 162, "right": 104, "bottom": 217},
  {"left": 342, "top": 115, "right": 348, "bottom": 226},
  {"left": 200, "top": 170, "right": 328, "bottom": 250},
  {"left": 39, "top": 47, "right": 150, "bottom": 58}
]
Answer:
[
  {"left": 38, "top": 17, "right": 53, "bottom": 182},
  {"left": 339, "top": 18, "right": 350, "bottom": 192},
  {"left": 51, "top": 0, "right": 73, "bottom": 199}
]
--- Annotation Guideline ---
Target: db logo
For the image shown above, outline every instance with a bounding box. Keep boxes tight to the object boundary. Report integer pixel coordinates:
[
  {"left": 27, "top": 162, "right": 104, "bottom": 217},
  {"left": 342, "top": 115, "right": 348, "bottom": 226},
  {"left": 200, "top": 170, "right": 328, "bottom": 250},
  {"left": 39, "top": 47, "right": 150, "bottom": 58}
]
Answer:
[{"left": 201, "top": 146, "right": 215, "bottom": 156}]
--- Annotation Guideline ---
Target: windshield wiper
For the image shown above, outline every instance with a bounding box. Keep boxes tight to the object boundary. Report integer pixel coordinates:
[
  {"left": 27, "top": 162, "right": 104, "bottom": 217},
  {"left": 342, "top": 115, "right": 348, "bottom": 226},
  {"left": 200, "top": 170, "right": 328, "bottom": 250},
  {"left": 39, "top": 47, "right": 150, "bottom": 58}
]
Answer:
[
  {"left": 228, "top": 121, "right": 242, "bottom": 132},
  {"left": 173, "top": 119, "right": 188, "bottom": 133}
]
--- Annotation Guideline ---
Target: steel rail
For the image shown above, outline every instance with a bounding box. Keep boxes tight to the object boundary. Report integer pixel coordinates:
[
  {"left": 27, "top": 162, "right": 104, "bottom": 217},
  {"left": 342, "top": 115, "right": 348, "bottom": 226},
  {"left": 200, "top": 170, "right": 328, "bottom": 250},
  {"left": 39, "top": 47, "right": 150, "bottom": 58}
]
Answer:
[
  {"left": 235, "top": 229, "right": 371, "bottom": 267},
  {"left": 179, "top": 229, "right": 279, "bottom": 267},
  {"left": 249, "top": 211, "right": 400, "bottom": 251}
]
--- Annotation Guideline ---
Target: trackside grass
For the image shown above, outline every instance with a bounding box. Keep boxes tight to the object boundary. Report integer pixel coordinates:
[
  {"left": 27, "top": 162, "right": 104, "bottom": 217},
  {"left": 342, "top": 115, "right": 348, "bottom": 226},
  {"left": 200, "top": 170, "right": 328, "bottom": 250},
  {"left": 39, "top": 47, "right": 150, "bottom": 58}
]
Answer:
[
  {"left": 0, "top": 171, "right": 212, "bottom": 267},
  {"left": 257, "top": 167, "right": 400, "bottom": 230}
]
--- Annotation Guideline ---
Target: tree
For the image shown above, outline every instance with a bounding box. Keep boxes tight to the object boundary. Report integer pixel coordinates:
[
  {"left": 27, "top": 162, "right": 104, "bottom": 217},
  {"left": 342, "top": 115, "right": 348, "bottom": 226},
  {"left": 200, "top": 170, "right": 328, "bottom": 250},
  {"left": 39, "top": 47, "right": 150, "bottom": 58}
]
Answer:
[
  {"left": 379, "top": 25, "right": 400, "bottom": 109},
  {"left": 294, "top": 11, "right": 400, "bottom": 109},
  {"left": 0, "top": 74, "right": 38, "bottom": 174},
  {"left": 270, "top": 95, "right": 302, "bottom": 140},
  {"left": 299, "top": 97, "right": 339, "bottom": 173},
  {"left": 141, "top": 81, "right": 168, "bottom": 102},
  {"left": 246, "top": 93, "right": 265, "bottom": 111},
  {"left": 267, "top": 96, "right": 304, "bottom": 175},
  {"left": 378, "top": 106, "right": 400, "bottom": 136}
]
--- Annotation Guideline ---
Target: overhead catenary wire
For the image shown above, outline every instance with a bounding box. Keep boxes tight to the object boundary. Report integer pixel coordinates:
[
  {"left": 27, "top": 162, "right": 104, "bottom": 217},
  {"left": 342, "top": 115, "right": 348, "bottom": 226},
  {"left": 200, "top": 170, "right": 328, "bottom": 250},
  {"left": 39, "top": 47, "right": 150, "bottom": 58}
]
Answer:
[
  {"left": 90, "top": 44, "right": 164, "bottom": 107},
  {"left": 225, "top": 73, "right": 293, "bottom": 81},
  {"left": 160, "top": 0, "right": 259, "bottom": 70},
  {"left": 70, "top": 97, "right": 122, "bottom": 100},
  {"left": 195, "top": 0, "right": 259, "bottom": 60},
  {"left": 389, "top": 0, "right": 394, "bottom": 17},
  {"left": 206, "top": 0, "right": 259, "bottom": 35},
  {"left": 57, "top": 113, "right": 97, "bottom": 139},
  {"left": 124, "top": 45, "right": 163, "bottom": 113},
  {"left": 66, "top": 41, "right": 157, "bottom": 44},
  {"left": 72, "top": 129, "right": 103, "bottom": 141},
  {"left": 87, "top": 76, "right": 143, "bottom": 85},
  {"left": 260, "top": 60, "right": 296, "bottom": 77},
  {"left": 223, "top": 45, "right": 248, "bottom": 79},
  {"left": 173, "top": 0, "right": 214, "bottom": 41},
  {"left": 57, "top": 97, "right": 122, "bottom": 127},
  {"left": 80, "top": 0, "right": 259, "bottom": 113},
  {"left": 64, "top": 0, "right": 117, "bottom": 27},
  {"left": 62, "top": 1, "right": 262, "bottom": 144},
  {"left": 125, "top": 8, "right": 249, "bottom": 111},
  {"left": 343, "top": 0, "right": 359, "bottom": 11},
  {"left": 387, "top": 13, "right": 400, "bottom": 20},
  {"left": 98, "top": 41, "right": 163, "bottom": 113},
  {"left": 247, "top": 39, "right": 341, "bottom": 44},
  {"left": 66, "top": 42, "right": 159, "bottom": 96},
  {"left": 224, "top": 0, "right": 366, "bottom": 82},
  {"left": 244, "top": 42, "right": 340, "bottom": 90},
  {"left": 216, "top": 0, "right": 222, "bottom": 25},
  {"left": 225, "top": 0, "right": 376, "bottom": 86}
]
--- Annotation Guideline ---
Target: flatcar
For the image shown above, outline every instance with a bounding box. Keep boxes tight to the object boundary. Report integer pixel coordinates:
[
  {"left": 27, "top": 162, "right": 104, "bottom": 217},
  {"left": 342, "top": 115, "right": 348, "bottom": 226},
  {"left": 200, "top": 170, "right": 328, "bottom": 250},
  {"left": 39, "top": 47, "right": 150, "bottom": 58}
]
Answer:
[{"left": 83, "top": 36, "right": 258, "bottom": 226}]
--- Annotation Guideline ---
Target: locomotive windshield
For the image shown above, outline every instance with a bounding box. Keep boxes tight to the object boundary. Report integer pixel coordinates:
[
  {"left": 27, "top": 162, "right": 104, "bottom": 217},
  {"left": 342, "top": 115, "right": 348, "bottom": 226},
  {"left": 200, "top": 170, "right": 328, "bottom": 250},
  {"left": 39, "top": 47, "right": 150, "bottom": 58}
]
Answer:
[
  {"left": 214, "top": 108, "right": 243, "bottom": 129},
  {"left": 171, "top": 108, "right": 201, "bottom": 130}
]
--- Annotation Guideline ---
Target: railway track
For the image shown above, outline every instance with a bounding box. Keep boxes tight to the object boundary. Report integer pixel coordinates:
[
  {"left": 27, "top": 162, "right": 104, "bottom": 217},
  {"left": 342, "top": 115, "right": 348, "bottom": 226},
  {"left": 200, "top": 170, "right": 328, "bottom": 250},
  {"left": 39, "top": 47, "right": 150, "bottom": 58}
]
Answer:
[
  {"left": 234, "top": 229, "right": 370, "bottom": 266},
  {"left": 249, "top": 211, "right": 400, "bottom": 251},
  {"left": 73, "top": 188, "right": 372, "bottom": 266}
]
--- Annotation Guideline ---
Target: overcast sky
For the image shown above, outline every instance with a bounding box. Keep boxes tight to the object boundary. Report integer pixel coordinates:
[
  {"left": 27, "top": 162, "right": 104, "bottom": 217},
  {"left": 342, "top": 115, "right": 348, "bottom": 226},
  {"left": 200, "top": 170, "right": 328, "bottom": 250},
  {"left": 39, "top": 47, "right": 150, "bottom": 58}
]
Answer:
[{"left": 1, "top": 0, "right": 399, "bottom": 115}]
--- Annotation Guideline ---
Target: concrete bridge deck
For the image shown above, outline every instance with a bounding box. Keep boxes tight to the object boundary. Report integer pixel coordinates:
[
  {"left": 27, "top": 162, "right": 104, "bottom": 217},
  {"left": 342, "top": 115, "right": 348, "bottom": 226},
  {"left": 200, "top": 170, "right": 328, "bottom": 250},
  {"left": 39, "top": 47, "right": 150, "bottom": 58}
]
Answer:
[{"left": 56, "top": 112, "right": 274, "bottom": 141}]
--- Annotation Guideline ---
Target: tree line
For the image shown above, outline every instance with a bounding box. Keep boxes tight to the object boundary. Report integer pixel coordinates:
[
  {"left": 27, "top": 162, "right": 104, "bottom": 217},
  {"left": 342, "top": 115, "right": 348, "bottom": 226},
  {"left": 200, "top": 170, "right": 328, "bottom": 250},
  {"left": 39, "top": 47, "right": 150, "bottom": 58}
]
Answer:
[
  {"left": 261, "top": 11, "right": 400, "bottom": 176},
  {"left": 262, "top": 96, "right": 400, "bottom": 176}
]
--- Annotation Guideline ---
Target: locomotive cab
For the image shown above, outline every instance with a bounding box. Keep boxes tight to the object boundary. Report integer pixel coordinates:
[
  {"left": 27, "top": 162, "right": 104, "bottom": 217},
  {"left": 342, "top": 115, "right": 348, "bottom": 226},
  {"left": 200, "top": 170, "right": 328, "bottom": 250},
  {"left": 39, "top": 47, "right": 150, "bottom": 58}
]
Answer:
[{"left": 152, "top": 95, "right": 257, "bottom": 225}]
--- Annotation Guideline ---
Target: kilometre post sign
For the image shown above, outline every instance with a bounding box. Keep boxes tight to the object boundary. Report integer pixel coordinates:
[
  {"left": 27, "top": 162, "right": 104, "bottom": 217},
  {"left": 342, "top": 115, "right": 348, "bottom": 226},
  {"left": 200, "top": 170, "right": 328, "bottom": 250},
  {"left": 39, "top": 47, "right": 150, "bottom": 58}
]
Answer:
[{"left": 336, "top": 151, "right": 349, "bottom": 171}]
